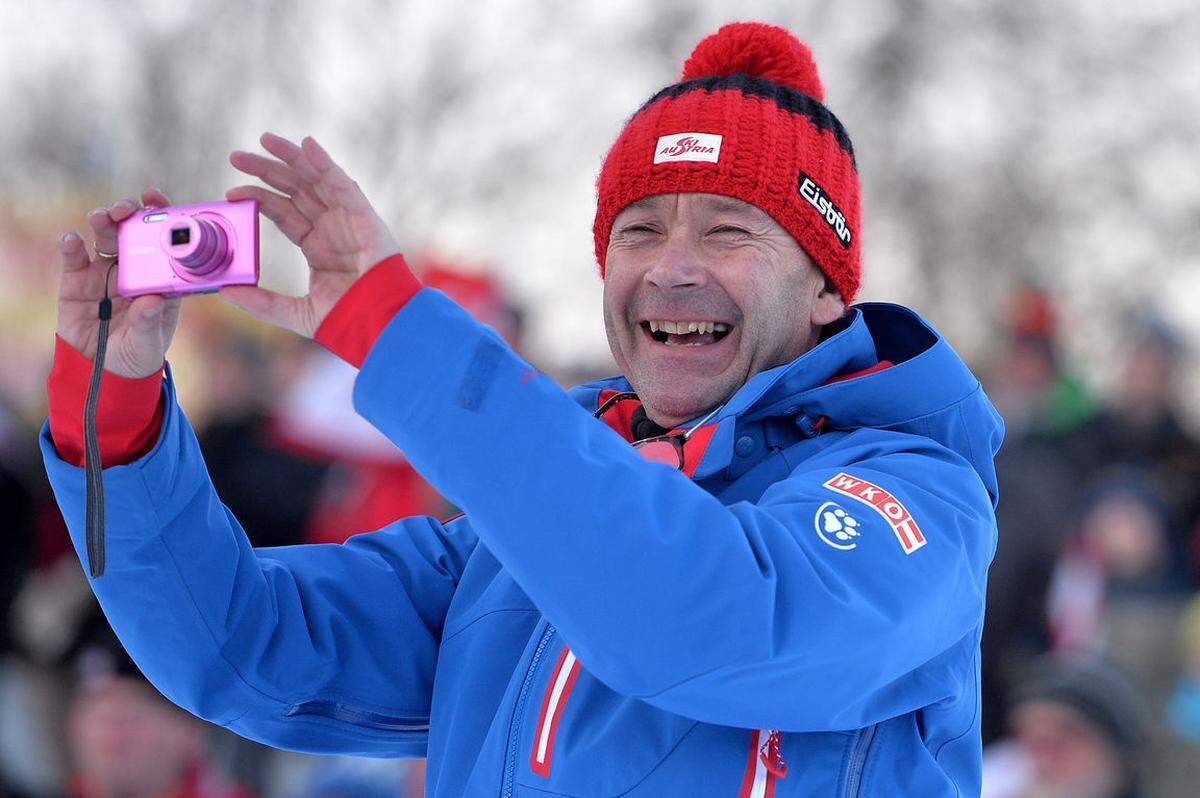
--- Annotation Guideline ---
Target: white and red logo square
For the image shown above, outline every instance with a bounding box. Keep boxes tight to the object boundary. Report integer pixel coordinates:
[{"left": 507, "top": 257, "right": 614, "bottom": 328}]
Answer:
[
  {"left": 654, "top": 132, "right": 722, "bottom": 164},
  {"left": 822, "top": 472, "right": 927, "bottom": 554}
]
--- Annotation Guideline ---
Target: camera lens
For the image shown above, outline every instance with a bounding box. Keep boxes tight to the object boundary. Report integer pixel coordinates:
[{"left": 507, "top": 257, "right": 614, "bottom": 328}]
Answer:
[{"left": 169, "top": 216, "right": 230, "bottom": 277}]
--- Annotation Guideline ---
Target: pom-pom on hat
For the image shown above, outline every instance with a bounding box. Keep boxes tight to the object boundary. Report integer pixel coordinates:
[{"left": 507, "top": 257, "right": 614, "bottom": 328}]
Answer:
[{"left": 594, "top": 22, "right": 861, "bottom": 303}]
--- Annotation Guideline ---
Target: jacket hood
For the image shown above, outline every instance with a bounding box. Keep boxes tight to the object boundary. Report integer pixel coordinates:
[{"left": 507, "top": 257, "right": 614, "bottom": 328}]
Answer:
[{"left": 572, "top": 302, "right": 1004, "bottom": 507}]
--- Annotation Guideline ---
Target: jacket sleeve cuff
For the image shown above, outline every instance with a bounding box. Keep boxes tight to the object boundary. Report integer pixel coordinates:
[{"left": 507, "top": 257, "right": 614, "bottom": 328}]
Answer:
[
  {"left": 46, "top": 335, "right": 165, "bottom": 468},
  {"left": 314, "top": 254, "right": 423, "bottom": 368}
]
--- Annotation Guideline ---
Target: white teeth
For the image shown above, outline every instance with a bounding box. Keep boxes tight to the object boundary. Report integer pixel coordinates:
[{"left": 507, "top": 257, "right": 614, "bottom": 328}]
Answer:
[{"left": 647, "top": 320, "right": 729, "bottom": 336}]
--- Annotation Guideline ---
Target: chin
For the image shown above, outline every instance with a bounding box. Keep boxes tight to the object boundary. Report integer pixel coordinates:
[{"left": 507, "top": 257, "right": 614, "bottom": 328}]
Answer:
[{"left": 639, "top": 385, "right": 728, "bottom": 428}]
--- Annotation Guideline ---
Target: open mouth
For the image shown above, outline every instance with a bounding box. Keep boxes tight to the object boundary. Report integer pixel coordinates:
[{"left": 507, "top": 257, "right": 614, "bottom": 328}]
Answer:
[{"left": 641, "top": 320, "right": 733, "bottom": 348}]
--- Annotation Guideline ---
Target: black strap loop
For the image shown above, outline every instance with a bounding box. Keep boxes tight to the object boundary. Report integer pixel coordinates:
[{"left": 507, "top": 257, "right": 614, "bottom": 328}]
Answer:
[{"left": 84, "top": 263, "right": 117, "bottom": 577}]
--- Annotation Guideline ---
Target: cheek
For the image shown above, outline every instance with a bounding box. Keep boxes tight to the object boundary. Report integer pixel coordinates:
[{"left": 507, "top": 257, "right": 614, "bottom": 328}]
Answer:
[
  {"left": 735, "top": 269, "right": 810, "bottom": 359},
  {"left": 601, "top": 271, "right": 636, "bottom": 361}
]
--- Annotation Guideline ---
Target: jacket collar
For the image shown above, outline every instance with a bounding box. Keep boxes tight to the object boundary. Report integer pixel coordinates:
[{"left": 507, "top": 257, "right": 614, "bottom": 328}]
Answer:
[{"left": 571, "top": 308, "right": 880, "bottom": 479}]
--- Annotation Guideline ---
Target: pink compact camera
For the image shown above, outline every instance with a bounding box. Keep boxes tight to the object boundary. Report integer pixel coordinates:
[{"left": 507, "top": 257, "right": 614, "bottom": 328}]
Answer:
[{"left": 116, "top": 200, "right": 259, "bottom": 297}]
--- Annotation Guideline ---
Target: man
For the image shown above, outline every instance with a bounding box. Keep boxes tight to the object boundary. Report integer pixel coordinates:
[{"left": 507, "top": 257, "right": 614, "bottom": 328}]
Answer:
[{"left": 43, "top": 23, "right": 1002, "bottom": 797}]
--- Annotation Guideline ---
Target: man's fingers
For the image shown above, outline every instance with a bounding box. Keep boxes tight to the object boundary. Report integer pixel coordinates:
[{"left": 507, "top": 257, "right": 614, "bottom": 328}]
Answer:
[
  {"left": 86, "top": 198, "right": 136, "bottom": 256},
  {"left": 58, "top": 231, "right": 90, "bottom": 273},
  {"left": 256, "top": 133, "right": 329, "bottom": 219},
  {"left": 141, "top": 187, "right": 171, "bottom": 208},
  {"left": 300, "top": 136, "right": 338, "bottom": 173},
  {"left": 218, "top": 285, "right": 312, "bottom": 336},
  {"left": 225, "top": 186, "right": 312, "bottom": 245},
  {"left": 229, "top": 152, "right": 327, "bottom": 223},
  {"left": 260, "top": 132, "right": 322, "bottom": 183},
  {"left": 300, "top": 136, "right": 370, "bottom": 212},
  {"left": 230, "top": 150, "right": 304, "bottom": 195}
]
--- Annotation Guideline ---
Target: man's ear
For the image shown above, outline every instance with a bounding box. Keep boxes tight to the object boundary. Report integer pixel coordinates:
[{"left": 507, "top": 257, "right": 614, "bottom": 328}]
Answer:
[{"left": 811, "top": 276, "right": 845, "bottom": 326}]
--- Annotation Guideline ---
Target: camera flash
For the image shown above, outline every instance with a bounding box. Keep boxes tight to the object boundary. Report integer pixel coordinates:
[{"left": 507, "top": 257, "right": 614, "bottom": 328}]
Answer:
[{"left": 144, "top": 212, "right": 168, "bottom": 223}]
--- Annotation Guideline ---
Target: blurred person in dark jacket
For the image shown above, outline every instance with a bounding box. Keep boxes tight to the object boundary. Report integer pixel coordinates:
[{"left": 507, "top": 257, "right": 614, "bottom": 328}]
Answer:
[
  {"left": 195, "top": 329, "right": 333, "bottom": 551},
  {"left": 982, "top": 658, "right": 1146, "bottom": 798},
  {"left": 1069, "top": 318, "right": 1200, "bottom": 588},
  {"left": 1038, "top": 319, "right": 1200, "bottom": 719},
  {"left": 981, "top": 284, "right": 1094, "bottom": 742}
]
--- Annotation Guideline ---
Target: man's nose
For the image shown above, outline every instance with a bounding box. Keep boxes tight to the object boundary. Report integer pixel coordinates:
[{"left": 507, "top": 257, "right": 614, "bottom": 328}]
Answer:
[{"left": 644, "top": 236, "right": 708, "bottom": 290}]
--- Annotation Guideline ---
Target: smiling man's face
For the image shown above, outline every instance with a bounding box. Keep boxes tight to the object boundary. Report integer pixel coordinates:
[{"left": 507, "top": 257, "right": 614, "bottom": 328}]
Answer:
[{"left": 603, "top": 193, "right": 845, "bottom": 429}]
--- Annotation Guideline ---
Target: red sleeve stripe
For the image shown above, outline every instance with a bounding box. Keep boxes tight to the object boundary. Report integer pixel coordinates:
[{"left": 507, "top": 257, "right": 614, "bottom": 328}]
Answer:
[
  {"left": 46, "top": 335, "right": 164, "bottom": 468},
  {"left": 313, "top": 254, "right": 423, "bottom": 368}
]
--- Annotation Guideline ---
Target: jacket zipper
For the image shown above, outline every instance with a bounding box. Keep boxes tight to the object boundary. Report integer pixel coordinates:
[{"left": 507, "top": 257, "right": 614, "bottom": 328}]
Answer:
[
  {"left": 285, "top": 699, "right": 429, "bottom": 733},
  {"left": 501, "top": 623, "right": 556, "bottom": 798},
  {"left": 844, "top": 723, "right": 877, "bottom": 798}
]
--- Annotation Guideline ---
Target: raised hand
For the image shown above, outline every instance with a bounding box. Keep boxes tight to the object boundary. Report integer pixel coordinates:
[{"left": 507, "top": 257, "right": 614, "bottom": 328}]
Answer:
[
  {"left": 56, "top": 189, "right": 182, "bottom": 379},
  {"left": 220, "top": 133, "right": 401, "bottom": 337}
]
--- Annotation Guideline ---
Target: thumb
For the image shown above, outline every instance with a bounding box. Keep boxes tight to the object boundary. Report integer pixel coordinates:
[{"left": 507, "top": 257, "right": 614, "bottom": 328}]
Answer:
[
  {"left": 218, "top": 285, "right": 311, "bottom": 336},
  {"left": 116, "top": 295, "right": 171, "bottom": 377},
  {"left": 127, "top": 294, "right": 166, "bottom": 330}
]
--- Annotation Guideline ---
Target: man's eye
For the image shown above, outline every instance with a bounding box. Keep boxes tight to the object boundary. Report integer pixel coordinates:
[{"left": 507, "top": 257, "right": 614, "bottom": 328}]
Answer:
[
  {"left": 622, "top": 224, "right": 658, "bottom": 234},
  {"left": 710, "top": 226, "right": 750, "bottom": 236}
]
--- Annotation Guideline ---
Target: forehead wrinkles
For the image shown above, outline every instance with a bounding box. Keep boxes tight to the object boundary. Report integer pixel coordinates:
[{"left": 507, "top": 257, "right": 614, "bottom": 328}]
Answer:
[{"left": 620, "top": 193, "right": 772, "bottom": 223}]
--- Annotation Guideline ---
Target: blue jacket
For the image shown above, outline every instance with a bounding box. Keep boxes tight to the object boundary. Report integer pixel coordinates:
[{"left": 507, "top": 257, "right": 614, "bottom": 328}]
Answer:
[{"left": 41, "top": 290, "right": 1002, "bottom": 797}]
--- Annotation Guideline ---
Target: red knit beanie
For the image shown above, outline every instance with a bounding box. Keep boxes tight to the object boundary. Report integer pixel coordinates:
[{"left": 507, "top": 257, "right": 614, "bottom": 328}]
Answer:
[{"left": 594, "top": 22, "right": 861, "bottom": 303}]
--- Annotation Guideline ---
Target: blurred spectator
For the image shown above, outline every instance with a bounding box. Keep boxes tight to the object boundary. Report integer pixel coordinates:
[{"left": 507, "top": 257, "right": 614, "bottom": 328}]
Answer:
[
  {"left": 1041, "top": 317, "right": 1200, "bottom": 721},
  {"left": 986, "top": 283, "right": 1095, "bottom": 439},
  {"left": 1079, "top": 475, "right": 1183, "bottom": 595},
  {"left": 982, "top": 657, "right": 1146, "bottom": 798},
  {"left": 284, "top": 257, "right": 523, "bottom": 542},
  {"left": 66, "top": 638, "right": 255, "bottom": 798},
  {"left": 1068, "top": 318, "right": 1200, "bottom": 587},
  {"left": 982, "top": 284, "right": 1096, "bottom": 743},
  {"left": 195, "top": 329, "right": 334, "bottom": 550}
]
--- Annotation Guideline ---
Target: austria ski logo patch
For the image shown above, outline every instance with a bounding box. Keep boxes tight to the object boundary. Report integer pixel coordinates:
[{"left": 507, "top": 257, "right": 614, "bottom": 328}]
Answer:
[
  {"left": 654, "top": 132, "right": 722, "bottom": 164},
  {"left": 822, "top": 473, "right": 926, "bottom": 554}
]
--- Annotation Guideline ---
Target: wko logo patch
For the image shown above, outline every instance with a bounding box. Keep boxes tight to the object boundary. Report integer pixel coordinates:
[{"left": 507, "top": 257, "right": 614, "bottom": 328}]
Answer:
[
  {"left": 822, "top": 472, "right": 926, "bottom": 554},
  {"left": 654, "top": 132, "right": 722, "bottom": 164}
]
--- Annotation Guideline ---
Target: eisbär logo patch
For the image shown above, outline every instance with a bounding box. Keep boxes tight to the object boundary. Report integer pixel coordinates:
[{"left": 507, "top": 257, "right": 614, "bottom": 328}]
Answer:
[
  {"left": 822, "top": 472, "right": 926, "bottom": 554},
  {"left": 654, "top": 133, "right": 722, "bottom": 164},
  {"left": 798, "top": 172, "right": 852, "bottom": 249}
]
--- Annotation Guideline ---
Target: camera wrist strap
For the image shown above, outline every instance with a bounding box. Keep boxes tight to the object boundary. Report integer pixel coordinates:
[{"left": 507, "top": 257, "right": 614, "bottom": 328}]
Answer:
[{"left": 83, "top": 263, "right": 117, "bottom": 578}]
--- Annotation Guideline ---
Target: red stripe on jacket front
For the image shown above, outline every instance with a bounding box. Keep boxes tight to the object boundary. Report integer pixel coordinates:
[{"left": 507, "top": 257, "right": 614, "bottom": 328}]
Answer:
[
  {"left": 737, "top": 729, "right": 779, "bottom": 798},
  {"left": 530, "top": 645, "right": 582, "bottom": 778}
]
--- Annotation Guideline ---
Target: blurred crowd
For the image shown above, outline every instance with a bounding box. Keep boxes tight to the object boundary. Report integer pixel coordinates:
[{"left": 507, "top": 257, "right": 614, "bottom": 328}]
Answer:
[{"left": 3, "top": 270, "right": 1200, "bottom": 797}]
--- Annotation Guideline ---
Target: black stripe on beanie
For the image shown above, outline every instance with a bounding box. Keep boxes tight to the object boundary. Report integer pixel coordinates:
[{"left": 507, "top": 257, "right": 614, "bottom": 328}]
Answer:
[{"left": 638, "top": 73, "right": 856, "bottom": 166}]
